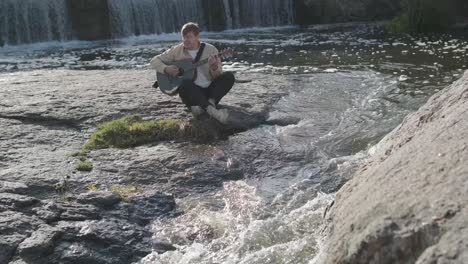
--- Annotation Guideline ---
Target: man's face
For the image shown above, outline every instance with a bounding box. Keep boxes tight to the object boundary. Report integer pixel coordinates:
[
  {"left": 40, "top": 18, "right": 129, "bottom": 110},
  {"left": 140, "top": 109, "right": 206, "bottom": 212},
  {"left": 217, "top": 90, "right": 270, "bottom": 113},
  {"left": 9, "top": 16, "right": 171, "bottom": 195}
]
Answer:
[{"left": 182, "top": 32, "right": 199, "bottom": 50}]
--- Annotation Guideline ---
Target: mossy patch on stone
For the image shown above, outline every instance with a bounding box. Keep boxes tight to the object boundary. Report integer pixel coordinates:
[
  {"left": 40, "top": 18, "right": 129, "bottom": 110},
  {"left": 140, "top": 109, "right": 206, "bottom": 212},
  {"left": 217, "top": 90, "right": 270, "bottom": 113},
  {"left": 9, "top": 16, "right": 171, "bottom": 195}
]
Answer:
[
  {"left": 82, "top": 116, "right": 192, "bottom": 151},
  {"left": 76, "top": 161, "right": 93, "bottom": 171},
  {"left": 110, "top": 185, "right": 142, "bottom": 201},
  {"left": 87, "top": 184, "right": 98, "bottom": 192}
]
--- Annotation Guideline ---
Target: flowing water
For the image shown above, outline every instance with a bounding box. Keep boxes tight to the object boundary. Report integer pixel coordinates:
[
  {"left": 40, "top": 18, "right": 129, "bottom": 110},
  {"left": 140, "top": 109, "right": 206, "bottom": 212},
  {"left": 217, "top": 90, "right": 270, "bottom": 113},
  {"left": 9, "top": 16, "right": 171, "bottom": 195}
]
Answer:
[
  {"left": 108, "top": 0, "right": 294, "bottom": 38},
  {"left": 0, "top": 0, "right": 294, "bottom": 44},
  {"left": 0, "top": 0, "right": 72, "bottom": 44},
  {"left": 1, "top": 23, "right": 467, "bottom": 263}
]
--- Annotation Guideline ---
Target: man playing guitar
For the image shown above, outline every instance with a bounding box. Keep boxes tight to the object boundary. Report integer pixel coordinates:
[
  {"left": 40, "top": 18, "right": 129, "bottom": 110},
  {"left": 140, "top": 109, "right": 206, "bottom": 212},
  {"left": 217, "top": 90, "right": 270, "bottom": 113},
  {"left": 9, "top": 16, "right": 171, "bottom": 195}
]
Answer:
[{"left": 150, "top": 22, "right": 235, "bottom": 124}]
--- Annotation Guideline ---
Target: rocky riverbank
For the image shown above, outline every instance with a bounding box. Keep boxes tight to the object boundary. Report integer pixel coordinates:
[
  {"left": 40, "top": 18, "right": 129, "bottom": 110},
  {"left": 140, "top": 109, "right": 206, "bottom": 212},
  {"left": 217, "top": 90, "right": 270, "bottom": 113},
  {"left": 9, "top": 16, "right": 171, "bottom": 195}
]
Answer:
[
  {"left": 322, "top": 71, "right": 468, "bottom": 263},
  {"left": 1, "top": 67, "right": 466, "bottom": 263},
  {"left": 0, "top": 69, "right": 301, "bottom": 263}
]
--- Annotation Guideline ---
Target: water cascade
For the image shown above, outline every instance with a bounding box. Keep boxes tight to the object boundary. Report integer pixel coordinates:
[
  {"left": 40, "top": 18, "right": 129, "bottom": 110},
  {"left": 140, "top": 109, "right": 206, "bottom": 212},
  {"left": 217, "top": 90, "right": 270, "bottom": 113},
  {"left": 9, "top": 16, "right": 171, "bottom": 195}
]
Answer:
[
  {"left": 106, "top": 0, "right": 295, "bottom": 38},
  {"left": 108, "top": 0, "right": 207, "bottom": 38},
  {"left": 0, "top": 0, "right": 294, "bottom": 45},
  {"left": 0, "top": 0, "right": 72, "bottom": 45}
]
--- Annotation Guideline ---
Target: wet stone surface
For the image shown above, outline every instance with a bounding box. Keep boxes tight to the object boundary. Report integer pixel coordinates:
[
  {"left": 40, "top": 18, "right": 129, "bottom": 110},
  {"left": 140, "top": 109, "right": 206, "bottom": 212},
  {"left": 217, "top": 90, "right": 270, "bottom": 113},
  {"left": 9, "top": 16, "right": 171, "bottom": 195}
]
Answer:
[
  {"left": 1, "top": 23, "right": 467, "bottom": 263},
  {"left": 0, "top": 68, "right": 304, "bottom": 263}
]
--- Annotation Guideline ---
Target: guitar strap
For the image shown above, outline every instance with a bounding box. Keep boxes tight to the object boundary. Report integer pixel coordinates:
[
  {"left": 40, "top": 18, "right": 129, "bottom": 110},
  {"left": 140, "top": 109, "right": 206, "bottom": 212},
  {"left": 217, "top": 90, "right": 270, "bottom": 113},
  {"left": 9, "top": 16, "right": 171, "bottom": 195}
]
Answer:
[
  {"left": 192, "top": 42, "right": 206, "bottom": 81},
  {"left": 194, "top": 42, "right": 206, "bottom": 63}
]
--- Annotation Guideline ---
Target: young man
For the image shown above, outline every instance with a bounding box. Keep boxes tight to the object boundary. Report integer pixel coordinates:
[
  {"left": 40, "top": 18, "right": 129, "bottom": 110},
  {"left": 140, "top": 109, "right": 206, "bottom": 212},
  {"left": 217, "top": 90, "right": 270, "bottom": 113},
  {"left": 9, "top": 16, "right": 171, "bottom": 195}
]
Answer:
[{"left": 150, "top": 22, "right": 235, "bottom": 124}]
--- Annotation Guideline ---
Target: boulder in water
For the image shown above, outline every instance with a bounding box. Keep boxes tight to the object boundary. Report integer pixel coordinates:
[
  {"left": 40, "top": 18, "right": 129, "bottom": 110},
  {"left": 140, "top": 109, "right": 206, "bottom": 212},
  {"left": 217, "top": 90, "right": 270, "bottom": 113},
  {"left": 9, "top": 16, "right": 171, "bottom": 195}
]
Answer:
[{"left": 322, "top": 71, "right": 468, "bottom": 263}]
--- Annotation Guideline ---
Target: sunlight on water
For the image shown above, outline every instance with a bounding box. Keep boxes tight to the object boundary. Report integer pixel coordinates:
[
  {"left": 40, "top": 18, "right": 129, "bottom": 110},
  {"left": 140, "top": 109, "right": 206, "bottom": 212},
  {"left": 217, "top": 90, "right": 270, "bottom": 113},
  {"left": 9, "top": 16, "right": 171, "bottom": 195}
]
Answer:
[{"left": 140, "top": 181, "right": 334, "bottom": 264}]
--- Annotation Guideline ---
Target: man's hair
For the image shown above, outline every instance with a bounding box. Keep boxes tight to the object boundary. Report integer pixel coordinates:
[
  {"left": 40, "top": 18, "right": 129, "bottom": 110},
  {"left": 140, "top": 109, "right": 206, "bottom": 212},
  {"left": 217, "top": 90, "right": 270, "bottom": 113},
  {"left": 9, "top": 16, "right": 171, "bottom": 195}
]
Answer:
[{"left": 181, "top": 22, "right": 200, "bottom": 36}]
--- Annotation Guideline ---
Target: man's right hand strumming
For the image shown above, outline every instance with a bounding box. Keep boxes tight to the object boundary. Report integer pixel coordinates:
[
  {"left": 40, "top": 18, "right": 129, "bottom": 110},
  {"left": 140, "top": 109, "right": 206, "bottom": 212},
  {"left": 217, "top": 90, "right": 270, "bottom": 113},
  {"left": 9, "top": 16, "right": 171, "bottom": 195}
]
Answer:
[{"left": 164, "top": 65, "right": 180, "bottom": 77}]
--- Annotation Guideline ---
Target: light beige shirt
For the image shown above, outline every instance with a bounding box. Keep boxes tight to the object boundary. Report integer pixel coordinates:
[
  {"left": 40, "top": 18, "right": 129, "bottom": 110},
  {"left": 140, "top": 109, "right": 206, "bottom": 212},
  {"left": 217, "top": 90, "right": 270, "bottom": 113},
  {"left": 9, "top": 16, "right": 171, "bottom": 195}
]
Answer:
[
  {"left": 188, "top": 49, "right": 211, "bottom": 88},
  {"left": 150, "top": 42, "right": 223, "bottom": 84}
]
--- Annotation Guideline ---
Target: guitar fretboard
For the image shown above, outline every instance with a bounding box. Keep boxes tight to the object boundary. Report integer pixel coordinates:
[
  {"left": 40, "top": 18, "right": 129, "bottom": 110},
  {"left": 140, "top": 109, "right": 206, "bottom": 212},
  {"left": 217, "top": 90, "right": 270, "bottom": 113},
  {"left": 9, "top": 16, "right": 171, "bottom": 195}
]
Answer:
[{"left": 192, "top": 49, "right": 232, "bottom": 67}]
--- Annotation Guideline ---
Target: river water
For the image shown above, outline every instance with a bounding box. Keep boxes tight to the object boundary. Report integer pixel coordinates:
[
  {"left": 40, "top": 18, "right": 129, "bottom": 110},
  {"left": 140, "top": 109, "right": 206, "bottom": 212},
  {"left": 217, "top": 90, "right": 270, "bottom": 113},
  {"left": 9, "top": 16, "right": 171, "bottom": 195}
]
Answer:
[{"left": 1, "top": 23, "right": 466, "bottom": 263}]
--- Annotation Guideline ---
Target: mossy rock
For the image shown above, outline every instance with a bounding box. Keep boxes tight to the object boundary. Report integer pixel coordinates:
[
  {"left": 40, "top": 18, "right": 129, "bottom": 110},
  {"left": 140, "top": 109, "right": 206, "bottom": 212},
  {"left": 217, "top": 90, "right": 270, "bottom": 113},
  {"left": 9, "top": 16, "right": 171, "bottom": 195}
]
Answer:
[
  {"left": 76, "top": 161, "right": 93, "bottom": 171},
  {"left": 83, "top": 116, "right": 189, "bottom": 151},
  {"left": 110, "top": 185, "right": 142, "bottom": 201},
  {"left": 81, "top": 115, "right": 226, "bottom": 152}
]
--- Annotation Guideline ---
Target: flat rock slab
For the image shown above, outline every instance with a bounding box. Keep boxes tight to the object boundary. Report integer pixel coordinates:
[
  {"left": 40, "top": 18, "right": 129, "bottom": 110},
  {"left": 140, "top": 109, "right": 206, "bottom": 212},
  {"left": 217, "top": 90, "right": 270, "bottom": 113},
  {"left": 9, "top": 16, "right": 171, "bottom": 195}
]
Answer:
[
  {"left": 0, "top": 69, "right": 295, "bottom": 190},
  {"left": 0, "top": 69, "right": 302, "bottom": 263}
]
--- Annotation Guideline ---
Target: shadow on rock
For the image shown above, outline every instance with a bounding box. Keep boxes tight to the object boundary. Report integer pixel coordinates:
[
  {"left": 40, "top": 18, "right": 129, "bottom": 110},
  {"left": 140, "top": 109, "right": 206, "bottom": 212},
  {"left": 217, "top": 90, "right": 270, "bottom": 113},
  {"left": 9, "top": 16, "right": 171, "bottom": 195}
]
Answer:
[{"left": 191, "top": 104, "right": 267, "bottom": 141}]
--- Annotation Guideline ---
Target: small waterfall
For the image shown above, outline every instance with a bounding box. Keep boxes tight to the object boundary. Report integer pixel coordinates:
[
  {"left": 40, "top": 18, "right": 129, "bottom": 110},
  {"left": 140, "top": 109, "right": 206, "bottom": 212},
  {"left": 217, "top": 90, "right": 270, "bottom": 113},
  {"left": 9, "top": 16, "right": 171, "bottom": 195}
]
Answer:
[
  {"left": 227, "top": 0, "right": 295, "bottom": 29},
  {"left": 0, "top": 0, "right": 72, "bottom": 45},
  {"left": 108, "top": 0, "right": 294, "bottom": 38},
  {"left": 0, "top": 0, "right": 294, "bottom": 45},
  {"left": 108, "top": 0, "right": 206, "bottom": 38}
]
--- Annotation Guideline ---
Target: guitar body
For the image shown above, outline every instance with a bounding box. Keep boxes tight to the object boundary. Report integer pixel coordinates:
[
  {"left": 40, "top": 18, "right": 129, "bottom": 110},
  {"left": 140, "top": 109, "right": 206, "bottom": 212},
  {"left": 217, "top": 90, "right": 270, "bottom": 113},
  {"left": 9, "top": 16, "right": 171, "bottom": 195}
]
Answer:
[{"left": 156, "top": 59, "right": 195, "bottom": 95}]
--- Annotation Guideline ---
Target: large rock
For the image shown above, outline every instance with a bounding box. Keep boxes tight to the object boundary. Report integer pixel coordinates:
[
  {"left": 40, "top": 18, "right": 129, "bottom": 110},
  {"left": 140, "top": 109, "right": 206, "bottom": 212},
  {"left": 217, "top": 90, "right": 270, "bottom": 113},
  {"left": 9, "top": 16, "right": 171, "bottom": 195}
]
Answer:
[
  {"left": 322, "top": 71, "right": 468, "bottom": 263},
  {"left": 17, "top": 225, "right": 62, "bottom": 262},
  {"left": 0, "top": 69, "right": 298, "bottom": 263},
  {"left": 0, "top": 211, "right": 43, "bottom": 263}
]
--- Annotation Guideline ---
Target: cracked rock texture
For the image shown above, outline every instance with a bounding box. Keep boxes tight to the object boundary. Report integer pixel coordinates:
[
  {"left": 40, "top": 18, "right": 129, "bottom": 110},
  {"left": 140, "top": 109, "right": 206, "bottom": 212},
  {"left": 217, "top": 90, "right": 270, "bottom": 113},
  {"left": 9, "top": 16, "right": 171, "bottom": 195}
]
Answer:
[
  {"left": 322, "top": 71, "right": 468, "bottom": 263},
  {"left": 0, "top": 69, "right": 296, "bottom": 263}
]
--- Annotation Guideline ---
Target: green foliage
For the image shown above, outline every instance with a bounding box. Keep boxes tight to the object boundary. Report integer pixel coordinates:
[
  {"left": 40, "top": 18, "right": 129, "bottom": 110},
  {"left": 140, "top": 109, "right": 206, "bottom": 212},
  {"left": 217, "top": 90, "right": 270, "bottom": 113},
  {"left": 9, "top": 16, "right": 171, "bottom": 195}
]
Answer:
[
  {"left": 390, "top": 0, "right": 454, "bottom": 33},
  {"left": 70, "top": 150, "right": 89, "bottom": 158},
  {"left": 87, "top": 184, "right": 98, "bottom": 192},
  {"left": 82, "top": 116, "right": 189, "bottom": 151},
  {"left": 76, "top": 161, "right": 93, "bottom": 171},
  {"left": 110, "top": 185, "right": 142, "bottom": 201}
]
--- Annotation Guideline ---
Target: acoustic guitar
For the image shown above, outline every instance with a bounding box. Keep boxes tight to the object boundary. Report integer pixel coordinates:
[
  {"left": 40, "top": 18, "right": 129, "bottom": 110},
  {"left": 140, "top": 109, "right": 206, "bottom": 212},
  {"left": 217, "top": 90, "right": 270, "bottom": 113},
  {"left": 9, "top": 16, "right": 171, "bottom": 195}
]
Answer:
[{"left": 156, "top": 48, "right": 234, "bottom": 95}]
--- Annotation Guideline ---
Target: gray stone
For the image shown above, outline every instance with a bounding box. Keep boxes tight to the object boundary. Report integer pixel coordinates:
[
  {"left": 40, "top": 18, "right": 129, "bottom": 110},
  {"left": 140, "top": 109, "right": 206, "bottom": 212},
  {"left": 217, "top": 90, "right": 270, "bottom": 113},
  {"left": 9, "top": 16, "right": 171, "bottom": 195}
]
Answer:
[
  {"left": 32, "top": 201, "right": 61, "bottom": 223},
  {"left": 56, "top": 202, "right": 101, "bottom": 221},
  {"left": 123, "top": 190, "right": 176, "bottom": 226},
  {"left": 322, "top": 71, "right": 468, "bottom": 263},
  {"left": 17, "top": 225, "right": 61, "bottom": 261},
  {"left": 32, "top": 201, "right": 100, "bottom": 222},
  {"left": 0, "top": 234, "right": 28, "bottom": 264},
  {"left": 76, "top": 191, "right": 121, "bottom": 208},
  {"left": 0, "top": 193, "right": 39, "bottom": 211},
  {"left": 0, "top": 180, "right": 29, "bottom": 194},
  {"left": 0, "top": 211, "right": 43, "bottom": 263},
  {"left": 53, "top": 219, "right": 152, "bottom": 263}
]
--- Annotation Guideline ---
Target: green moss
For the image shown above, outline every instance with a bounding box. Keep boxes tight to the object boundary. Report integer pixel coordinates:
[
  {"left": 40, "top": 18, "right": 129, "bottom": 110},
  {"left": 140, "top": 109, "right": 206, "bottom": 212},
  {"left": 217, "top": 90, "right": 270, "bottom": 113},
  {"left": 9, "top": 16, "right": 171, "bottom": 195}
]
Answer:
[
  {"left": 110, "top": 185, "right": 142, "bottom": 201},
  {"left": 76, "top": 161, "right": 93, "bottom": 171},
  {"left": 70, "top": 150, "right": 89, "bottom": 158},
  {"left": 83, "top": 116, "right": 190, "bottom": 151},
  {"left": 87, "top": 184, "right": 98, "bottom": 192}
]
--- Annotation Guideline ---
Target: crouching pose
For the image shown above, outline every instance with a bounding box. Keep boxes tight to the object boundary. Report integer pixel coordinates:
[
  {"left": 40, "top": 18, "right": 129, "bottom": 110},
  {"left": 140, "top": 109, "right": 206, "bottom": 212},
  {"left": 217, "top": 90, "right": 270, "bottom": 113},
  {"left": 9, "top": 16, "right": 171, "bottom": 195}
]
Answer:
[{"left": 150, "top": 22, "right": 235, "bottom": 124}]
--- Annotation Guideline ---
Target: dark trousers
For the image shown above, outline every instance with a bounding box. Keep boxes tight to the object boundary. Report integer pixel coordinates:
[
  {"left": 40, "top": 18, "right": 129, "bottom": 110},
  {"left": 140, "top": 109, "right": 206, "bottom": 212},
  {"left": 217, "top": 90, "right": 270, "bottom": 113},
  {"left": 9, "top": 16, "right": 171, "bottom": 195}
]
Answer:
[{"left": 178, "top": 72, "right": 235, "bottom": 108}]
